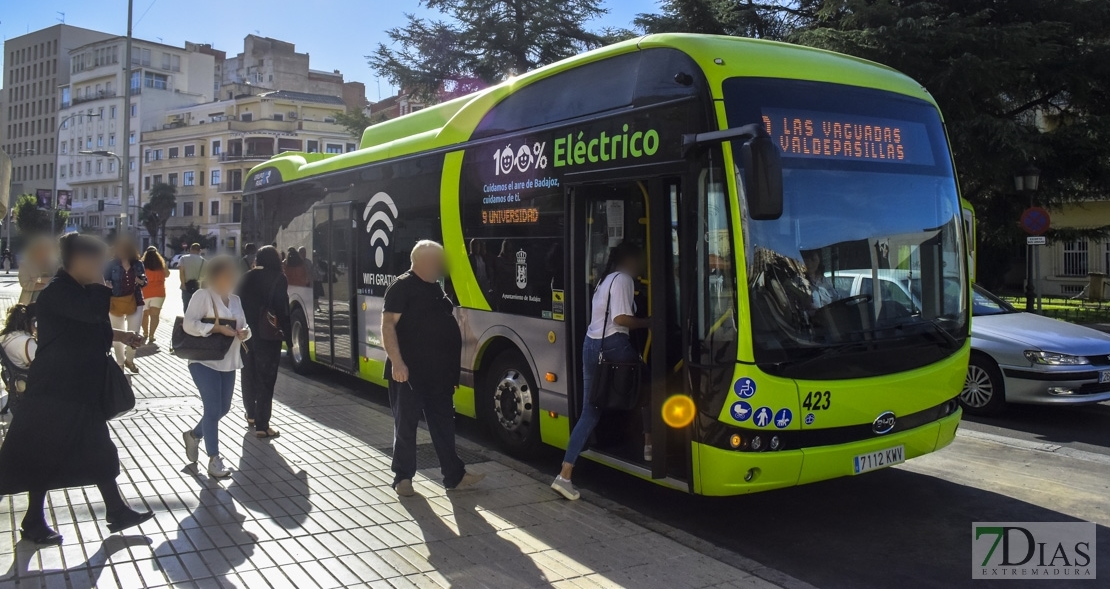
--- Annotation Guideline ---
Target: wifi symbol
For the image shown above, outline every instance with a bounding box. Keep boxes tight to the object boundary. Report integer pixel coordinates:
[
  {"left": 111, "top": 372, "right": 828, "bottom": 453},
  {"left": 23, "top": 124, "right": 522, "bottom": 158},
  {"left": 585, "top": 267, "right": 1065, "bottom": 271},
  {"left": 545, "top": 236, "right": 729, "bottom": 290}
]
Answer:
[{"left": 363, "top": 191, "right": 398, "bottom": 268}]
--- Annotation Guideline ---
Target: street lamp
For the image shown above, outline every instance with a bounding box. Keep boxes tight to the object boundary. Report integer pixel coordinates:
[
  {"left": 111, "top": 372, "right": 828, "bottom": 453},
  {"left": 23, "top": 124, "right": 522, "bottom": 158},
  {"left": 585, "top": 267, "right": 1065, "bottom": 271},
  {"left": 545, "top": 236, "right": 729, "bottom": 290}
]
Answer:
[
  {"left": 1015, "top": 162, "right": 1042, "bottom": 312},
  {"left": 53, "top": 112, "right": 102, "bottom": 234}
]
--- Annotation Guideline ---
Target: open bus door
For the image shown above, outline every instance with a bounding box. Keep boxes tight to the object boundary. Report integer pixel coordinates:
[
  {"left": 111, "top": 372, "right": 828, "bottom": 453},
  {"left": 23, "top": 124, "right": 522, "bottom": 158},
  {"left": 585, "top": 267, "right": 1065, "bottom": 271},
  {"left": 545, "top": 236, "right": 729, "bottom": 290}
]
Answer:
[
  {"left": 568, "top": 178, "right": 689, "bottom": 487},
  {"left": 311, "top": 201, "right": 358, "bottom": 373},
  {"left": 961, "top": 198, "right": 977, "bottom": 282}
]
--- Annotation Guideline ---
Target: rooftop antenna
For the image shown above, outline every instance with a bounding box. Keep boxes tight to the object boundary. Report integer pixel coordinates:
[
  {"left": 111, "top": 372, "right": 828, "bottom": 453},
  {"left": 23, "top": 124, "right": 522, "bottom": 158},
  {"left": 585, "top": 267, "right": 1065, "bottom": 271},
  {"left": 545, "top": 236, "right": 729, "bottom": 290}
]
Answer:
[
  {"left": 57, "top": 12, "right": 65, "bottom": 24},
  {"left": 376, "top": 78, "right": 381, "bottom": 101},
  {"left": 254, "top": 30, "right": 260, "bottom": 35},
  {"left": 157, "top": 37, "right": 163, "bottom": 43}
]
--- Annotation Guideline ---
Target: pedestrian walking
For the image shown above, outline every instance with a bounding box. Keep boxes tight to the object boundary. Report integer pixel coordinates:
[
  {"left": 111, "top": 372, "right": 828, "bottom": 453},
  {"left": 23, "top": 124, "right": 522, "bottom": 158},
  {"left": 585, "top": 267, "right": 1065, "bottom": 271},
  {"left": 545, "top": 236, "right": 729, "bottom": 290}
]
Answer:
[
  {"left": 105, "top": 238, "right": 147, "bottom": 374},
  {"left": 141, "top": 246, "right": 168, "bottom": 345},
  {"left": 181, "top": 256, "right": 251, "bottom": 478},
  {"left": 382, "top": 240, "right": 484, "bottom": 497},
  {"left": 178, "top": 243, "right": 205, "bottom": 310},
  {"left": 0, "top": 233, "right": 152, "bottom": 545},
  {"left": 237, "top": 245, "right": 290, "bottom": 438},
  {"left": 240, "top": 243, "right": 257, "bottom": 273},
  {"left": 18, "top": 235, "right": 58, "bottom": 304},
  {"left": 282, "top": 247, "right": 311, "bottom": 287},
  {"left": 2, "top": 248, "right": 14, "bottom": 273},
  {"left": 551, "top": 242, "right": 650, "bottom": 501}
]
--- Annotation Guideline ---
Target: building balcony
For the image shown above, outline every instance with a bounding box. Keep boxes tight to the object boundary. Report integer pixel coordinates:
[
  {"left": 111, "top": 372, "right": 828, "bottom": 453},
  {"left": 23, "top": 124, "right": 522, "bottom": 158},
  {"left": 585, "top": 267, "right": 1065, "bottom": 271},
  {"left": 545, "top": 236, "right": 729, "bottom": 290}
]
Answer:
[
  {"left": 217, "top": 213, "right": 241, "bottom": 224},
  {"left": 229, "top": 119, "right": 298, "bottom": 134},
  {"left": 72, "top": 90, "right": 118, "bottom": 106},
  {"left": 218, "top": 181, "right": 243, "bottom": 193},
  {"left": 219, "top": 152, "right": 273, "bottom": 163}
]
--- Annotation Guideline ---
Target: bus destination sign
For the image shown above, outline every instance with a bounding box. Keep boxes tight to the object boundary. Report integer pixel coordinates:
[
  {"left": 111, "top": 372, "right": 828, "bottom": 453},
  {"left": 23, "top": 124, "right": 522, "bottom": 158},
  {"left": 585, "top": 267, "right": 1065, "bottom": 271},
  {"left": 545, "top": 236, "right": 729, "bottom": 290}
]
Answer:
[{"left": 761, "top": 109, "right": 934, "bottom": 166}]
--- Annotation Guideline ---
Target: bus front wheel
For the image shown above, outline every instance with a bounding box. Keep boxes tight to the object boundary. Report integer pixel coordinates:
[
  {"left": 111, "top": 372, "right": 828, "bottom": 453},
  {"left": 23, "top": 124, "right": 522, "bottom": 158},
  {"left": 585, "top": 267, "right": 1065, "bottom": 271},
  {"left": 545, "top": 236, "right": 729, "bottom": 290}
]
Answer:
[
  {"left": 289, "top": 307, "right": 314, "bottom": 375},
  {"left": 480, "top": 351, "right": 541, "bottom": 457}
]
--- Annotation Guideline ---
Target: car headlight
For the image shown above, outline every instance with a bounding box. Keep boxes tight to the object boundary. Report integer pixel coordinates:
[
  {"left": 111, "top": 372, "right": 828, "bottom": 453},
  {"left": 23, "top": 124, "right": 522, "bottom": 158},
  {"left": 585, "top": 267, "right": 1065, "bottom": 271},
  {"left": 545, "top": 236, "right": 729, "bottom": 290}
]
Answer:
[{"left": 1023, "top": 350, "right": 1090, "bottom": 365}]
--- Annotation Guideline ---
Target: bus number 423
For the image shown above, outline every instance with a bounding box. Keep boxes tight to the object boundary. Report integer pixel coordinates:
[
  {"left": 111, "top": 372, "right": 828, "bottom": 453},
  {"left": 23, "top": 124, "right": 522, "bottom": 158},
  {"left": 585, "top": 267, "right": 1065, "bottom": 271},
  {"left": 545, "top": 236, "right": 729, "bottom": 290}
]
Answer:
[{"left": 803, "top": 391, "right": 832, "bottom": 411}]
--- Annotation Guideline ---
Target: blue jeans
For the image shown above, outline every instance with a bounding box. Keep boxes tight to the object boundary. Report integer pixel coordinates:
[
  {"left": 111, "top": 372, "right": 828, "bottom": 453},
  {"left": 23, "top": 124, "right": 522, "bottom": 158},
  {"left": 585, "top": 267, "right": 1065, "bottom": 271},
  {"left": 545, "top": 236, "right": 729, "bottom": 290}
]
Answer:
[
  {"left": 563, "top": 333, "right": 639, "bottom": 466},
  {"left": 189, "top": 364, "right": 236, "bottom": 458}
]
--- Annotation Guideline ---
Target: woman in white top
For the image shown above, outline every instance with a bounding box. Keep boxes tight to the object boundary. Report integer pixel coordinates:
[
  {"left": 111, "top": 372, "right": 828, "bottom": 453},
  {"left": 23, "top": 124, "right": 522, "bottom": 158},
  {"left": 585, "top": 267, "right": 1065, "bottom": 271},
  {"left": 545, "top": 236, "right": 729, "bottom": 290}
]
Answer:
[
  {"left": 0, "top": 304, "right": 37, "bottom": 370},
  {"left": 551, "top": 242, "right": 650, "bottom": 501},
  {"left": 180, "top": 256, "right": 251, "bottom": 478}
]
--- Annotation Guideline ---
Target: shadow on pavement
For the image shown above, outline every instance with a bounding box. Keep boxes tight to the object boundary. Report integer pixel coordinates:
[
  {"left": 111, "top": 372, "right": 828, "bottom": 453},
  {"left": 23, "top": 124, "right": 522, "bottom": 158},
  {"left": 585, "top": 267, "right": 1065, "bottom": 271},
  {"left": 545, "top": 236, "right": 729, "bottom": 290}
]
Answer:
[
  {"left": 228, "top": 431, "right": 311, "bottom": 528},
  {"left": 155, "top": 485, "right": 257, "bottom": 584},
  {"left": 2, "top": 535, "right": 152, "bottom": 587},
  {"left": 964, "top": 402, "right": 1110, "bottom": 450},
  {"left": 398, "top": 492, "right": 551, "bottom": 587}
]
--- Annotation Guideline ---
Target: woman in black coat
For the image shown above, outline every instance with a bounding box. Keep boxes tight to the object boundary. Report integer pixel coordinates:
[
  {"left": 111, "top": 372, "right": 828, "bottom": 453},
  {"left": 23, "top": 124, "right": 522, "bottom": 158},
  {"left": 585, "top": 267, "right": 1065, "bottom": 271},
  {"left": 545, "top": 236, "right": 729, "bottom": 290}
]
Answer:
[
  {"left": 236, "top": 245, "right": 291, "bottom": 438},
  {"left": 0, "top": 233, "right": 153, "bottom": 545}
]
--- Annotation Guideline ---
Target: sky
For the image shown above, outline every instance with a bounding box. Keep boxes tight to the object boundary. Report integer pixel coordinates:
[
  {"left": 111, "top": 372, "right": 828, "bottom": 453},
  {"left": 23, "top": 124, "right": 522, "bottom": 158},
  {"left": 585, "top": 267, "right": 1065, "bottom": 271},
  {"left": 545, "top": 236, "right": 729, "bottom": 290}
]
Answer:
[{"left": 1, "top": 0, "right": 655, "bottom": 100}]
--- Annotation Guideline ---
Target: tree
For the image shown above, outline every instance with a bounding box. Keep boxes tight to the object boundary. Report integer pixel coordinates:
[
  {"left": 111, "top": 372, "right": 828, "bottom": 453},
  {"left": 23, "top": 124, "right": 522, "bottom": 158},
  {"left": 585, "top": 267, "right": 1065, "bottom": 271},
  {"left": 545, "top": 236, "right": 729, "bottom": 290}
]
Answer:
[
  {"left": 141, "top": 183, "right": 176, "bottom": 252},
  {"left": 792, "top": 0, "right": 1110, "bottom": 287},
  {"left": 635, "top": 0, "right": 820, "bottom": 40},
  {"left": 13, "top": 193, "right": 68, "bottom": 236},
  {"left": 370, "top": 0, "right": 610, "bottom": 101},
  {"left": 332, "top": 109, "right": 391, "bottom": 140},
  {"left": 168, "top": 224, "right": 215, "bottom": 253}
]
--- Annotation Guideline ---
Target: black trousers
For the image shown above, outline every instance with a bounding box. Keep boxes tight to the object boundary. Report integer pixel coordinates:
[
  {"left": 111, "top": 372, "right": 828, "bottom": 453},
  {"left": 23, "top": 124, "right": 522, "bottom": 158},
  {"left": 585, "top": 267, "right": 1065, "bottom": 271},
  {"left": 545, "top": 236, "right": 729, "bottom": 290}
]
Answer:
[
  {"left": 388, "top": 380, "right": 466, "bottom": 488},
  {"left": 242, "top": 339, "right": 282, "bottom": 430}
]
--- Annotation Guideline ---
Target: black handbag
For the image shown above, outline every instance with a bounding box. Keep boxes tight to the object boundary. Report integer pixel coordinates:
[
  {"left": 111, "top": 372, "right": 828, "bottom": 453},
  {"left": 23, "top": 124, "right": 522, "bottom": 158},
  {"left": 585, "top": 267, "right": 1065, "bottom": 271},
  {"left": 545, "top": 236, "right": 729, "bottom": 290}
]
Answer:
[
  {"left": 171, "top": 290, "right": 236, "bottom": 360},
  {"left": 103, "top": 359, "right": 136, "bottom": 420},
  {"left": 588, "top": 274, "right": 642, "bottom": 411}
]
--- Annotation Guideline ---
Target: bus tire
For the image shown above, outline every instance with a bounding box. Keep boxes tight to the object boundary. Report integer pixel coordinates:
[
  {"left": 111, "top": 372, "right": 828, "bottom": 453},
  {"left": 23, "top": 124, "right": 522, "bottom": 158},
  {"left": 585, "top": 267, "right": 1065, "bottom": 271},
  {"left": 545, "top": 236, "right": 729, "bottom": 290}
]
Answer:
[
  {"left": 289, "top": 306, "right": 314, "bottom": 375},
  {"left": 480, "top": 350, "right": 542, "bottom": 457},
  {"left": 960, "top": 352, "right": 1006, "bottom": 416}
]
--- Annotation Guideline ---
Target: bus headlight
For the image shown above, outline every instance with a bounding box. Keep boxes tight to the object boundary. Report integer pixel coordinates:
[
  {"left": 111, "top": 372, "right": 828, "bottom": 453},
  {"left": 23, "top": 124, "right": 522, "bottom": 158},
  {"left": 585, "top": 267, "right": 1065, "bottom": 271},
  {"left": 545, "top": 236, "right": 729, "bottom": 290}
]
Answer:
[
  {"left": 769, "top": 436, "right": 781, "bottom": 451},
  {"left": 750, "top": 435, "right": 763, "bottom": 451}
]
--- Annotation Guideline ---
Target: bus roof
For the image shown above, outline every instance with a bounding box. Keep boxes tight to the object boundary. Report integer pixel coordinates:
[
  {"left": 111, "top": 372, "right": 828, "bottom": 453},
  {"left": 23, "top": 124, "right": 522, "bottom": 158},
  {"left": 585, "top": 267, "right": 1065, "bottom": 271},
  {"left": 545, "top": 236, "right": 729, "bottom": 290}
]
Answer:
[{"left": 246, "top": 34, "right": 935, "bottom": 189}]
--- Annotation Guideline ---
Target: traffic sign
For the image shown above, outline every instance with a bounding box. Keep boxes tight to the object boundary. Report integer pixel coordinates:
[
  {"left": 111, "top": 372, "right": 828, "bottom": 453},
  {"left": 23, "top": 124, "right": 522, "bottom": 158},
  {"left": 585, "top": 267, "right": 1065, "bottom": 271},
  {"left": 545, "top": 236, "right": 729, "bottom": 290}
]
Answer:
[
  {"left": 1020, "top": 207, "right": 1050, "bottom": 236},
  {"left": 1027, "top": 236, "right": 1046, "bottom": 245}
]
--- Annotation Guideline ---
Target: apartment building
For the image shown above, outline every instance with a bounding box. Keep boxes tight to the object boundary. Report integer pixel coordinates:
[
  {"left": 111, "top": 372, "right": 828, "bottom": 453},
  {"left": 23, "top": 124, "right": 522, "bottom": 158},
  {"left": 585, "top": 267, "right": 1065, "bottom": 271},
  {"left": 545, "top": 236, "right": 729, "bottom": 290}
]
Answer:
[
  {"left": 57, "top": 37, "right": 215, "bottom": 240},
  {"left": 2, "top": 25, "right": 113, "bottom": 198},
  {"left": 141, "top": 90, "right": 353, "bottom": 253},
  {"left": 218, "top": 35, "right": 368, "bottom": 113}
]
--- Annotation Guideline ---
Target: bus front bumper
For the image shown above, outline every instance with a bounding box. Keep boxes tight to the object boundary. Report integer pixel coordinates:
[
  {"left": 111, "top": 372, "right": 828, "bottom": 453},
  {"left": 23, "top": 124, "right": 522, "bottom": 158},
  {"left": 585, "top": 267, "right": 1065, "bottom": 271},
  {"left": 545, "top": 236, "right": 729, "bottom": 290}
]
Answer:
[{"left": 694, "top": 409, "right": 961, "bottom": 496}]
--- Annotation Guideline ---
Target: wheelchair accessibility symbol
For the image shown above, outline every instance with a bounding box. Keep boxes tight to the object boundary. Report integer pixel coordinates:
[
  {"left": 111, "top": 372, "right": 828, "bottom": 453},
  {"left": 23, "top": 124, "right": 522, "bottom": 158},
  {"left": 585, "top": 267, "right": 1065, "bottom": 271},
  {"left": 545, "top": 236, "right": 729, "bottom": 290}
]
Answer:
[{"left": 734, "top": 377, "right": 757, "bottom": 399}]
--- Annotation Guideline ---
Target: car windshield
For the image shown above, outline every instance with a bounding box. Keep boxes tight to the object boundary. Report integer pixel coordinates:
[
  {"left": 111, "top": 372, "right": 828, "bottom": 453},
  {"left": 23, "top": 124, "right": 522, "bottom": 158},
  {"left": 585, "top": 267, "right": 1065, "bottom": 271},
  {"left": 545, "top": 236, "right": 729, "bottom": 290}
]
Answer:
[
  {"left": 972, "top": 284, "right": 1017, "bottom": 316},
  {"left": 725, "top": 78, "right": 969, "bottom": 378}
]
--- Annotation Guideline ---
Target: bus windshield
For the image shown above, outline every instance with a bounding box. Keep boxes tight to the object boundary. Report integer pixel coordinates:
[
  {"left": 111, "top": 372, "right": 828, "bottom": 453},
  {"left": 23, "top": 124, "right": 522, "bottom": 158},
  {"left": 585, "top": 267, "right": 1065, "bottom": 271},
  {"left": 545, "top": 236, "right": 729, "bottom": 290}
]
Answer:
[{"left": 724, "top": 78, "right": 968, "bottom": 379}]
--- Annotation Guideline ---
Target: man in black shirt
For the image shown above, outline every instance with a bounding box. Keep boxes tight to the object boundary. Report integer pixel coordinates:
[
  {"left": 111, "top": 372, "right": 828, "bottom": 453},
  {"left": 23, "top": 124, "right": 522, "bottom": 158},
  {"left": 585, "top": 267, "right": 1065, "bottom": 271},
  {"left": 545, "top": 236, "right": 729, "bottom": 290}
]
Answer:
[{"left": 382, "top": 240, "right": 485, "bottom": 496}]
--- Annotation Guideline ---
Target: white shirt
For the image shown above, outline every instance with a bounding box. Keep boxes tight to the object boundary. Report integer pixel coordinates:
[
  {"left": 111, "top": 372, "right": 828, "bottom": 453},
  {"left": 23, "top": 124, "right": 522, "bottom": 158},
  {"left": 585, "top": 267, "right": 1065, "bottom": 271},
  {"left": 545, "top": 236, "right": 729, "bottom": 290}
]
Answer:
[
  {"left": 1, "top": 332, "right": 36, "bottom": 369},
  {"left": 183, "top": 288, "right": 251, "bottom": 371},
  {"left": 586, "top": 272, "right": 637, "bottom": 339}
]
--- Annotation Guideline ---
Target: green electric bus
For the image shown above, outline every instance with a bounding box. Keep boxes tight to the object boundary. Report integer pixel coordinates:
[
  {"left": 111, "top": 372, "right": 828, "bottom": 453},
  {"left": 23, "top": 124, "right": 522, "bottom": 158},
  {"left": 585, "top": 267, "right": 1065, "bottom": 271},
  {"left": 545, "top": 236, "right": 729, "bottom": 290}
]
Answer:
[{"left": 242, "top": 34, "right": 969, "bottom": 496}]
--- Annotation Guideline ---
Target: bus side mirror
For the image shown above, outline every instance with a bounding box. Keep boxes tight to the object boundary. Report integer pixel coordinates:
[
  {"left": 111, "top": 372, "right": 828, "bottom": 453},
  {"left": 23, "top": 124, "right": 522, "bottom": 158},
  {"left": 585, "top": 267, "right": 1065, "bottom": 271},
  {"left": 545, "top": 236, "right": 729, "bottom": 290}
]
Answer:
[{"left": 742, "top": 135, "right": 783, "bottom": 221}]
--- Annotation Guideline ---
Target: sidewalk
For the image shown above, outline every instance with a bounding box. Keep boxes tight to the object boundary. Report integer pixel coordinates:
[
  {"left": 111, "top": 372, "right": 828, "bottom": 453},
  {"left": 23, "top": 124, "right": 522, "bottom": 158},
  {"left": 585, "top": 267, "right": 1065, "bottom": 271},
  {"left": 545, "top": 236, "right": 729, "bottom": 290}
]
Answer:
[{"left": 0, "top": 276, "right": 786, "bottom": 589}]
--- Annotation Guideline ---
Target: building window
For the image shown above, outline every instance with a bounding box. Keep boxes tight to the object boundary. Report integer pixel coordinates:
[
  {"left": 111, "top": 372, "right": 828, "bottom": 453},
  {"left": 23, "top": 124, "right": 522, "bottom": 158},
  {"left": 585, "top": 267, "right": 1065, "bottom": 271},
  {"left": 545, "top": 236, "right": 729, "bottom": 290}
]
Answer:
[
  {"left": 85, "top": 161, "right": 91, "bottom": 174},
  {"left": 168, "top": 147, "right": 179, "bottom": 159},
  {"left": 110, "top": 105, "right": 117, "bottom": 118},
  {"left": 183, "top": 171, "right": 195, "bottom": 186},
  {"left": 153, "top": 174, "right": 163, "bottom": 185},
  {"left": 240, "top": 112, "right": 253, "bottom": 122},
  {"left": 211, "top": 169, "right": 220, "bottom": 185},
  {"left": 212, "top": 140, "right": 221, "bottom": 155},
  {"left": 144, "top": 176, "right": 151, "bottom": 190},
  {"left": 129, "top": 132, "right": 136, "bottom": 144},
  {"left": 307, "top": 140, "right": 318, "bottom": 153},
  {"left": 168, "top": 173, "right": 178, "bottom": 186},
  {"left": 143, "top": 72, "right": 169, "bottom": 90},
  {"left": 86, "top": 136, "right": 92, "bottom": 149},
  {"left": 211, "top": 201, "right": 220, "bottom": 216},
  {"left": 108, "top": 160, "right": 115, "bottom": 173},
  {"left": 184, "top": 145, "right": 195, "bottom": 157},
  {"left": 108, "top": 134, "right": 115, "bottom": 146},
  {"left": 129, "top": 159, "right": 135, "bottom": 171},
  {"left": 183, "top": 201, "right": 193, "bottom": 216},
  {"left": 325, "top": 143, "right": 343, "bottom": 154},
  {"left": 131, "top": 47, "right": 151, "bottom": 66},
  {"left": 130, "top": 103, "right": 137, "bottom": 117},
  {"left": 272, "top": 113, "right": 284, "bottom": 121},
  {"left": 346, "top": 143, "right": 356, "bottom": 152},
  {"left": 61, "top": 142, "right": 67, "bottom": 154},
  {"left": 96, "top": 160, "right": 103, "bottom": 173},
  {"left": 97, "top": 135, "right": 104, "bottom": 147},
  {"left": 1063, "top": 241, "right": 1089, "bottom": 276}
]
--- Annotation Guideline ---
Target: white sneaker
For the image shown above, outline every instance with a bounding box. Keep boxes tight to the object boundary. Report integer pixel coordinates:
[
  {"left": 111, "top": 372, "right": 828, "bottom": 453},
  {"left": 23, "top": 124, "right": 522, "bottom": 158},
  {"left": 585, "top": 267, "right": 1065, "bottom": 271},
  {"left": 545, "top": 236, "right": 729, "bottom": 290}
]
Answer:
[
  {"left": 207, "top": 455, "right": 231, "bottom": 478},
  {"left": 182, "top": 430, "right": 199, "bottom": 464},
  {"left": 551, "top": 476, "right": 580, "bottom": 501}
]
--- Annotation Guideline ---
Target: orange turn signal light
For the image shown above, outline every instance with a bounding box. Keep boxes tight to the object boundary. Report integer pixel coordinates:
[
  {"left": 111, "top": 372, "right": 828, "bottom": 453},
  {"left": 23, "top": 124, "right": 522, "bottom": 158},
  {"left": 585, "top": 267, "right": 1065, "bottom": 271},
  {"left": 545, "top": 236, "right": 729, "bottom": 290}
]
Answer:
[
  {"left": 662, "top": 394, "right": 696, "bottom": 429},
  {"left": 545, "top": 372, "right": 557, "bottom": 382}
]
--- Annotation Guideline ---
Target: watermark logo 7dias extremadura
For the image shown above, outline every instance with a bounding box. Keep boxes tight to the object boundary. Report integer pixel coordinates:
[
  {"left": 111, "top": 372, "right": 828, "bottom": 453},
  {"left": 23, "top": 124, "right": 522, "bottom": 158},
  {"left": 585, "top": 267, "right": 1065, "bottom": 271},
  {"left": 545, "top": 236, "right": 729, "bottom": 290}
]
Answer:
[{"left": 972, "top": 522, "right": 1096, "bottom": 580}]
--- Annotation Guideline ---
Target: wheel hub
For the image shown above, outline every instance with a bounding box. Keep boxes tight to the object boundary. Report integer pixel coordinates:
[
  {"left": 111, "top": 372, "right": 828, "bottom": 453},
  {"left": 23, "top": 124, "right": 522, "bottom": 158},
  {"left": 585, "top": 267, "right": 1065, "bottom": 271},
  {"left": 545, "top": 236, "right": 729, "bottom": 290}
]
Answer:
[
  {"left": 291, "top": 319, "right": 305, "bottom": 365},
  {"left": 961, "top": 365, "right": 993, "bottom": 408},
  {"left": 493, "top": 369, "right": 532, "bottom": 432}
]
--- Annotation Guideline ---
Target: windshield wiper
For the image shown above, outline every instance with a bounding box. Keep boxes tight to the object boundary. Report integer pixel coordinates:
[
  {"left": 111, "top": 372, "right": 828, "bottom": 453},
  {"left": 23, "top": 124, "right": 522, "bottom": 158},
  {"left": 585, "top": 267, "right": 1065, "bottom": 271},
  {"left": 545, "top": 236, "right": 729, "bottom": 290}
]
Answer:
[
  {"left": 770, "top": 341, "right": 875, "bottom": 371},
  {"left": 926, "top": 318, "right": 960, "bottom": 349}
]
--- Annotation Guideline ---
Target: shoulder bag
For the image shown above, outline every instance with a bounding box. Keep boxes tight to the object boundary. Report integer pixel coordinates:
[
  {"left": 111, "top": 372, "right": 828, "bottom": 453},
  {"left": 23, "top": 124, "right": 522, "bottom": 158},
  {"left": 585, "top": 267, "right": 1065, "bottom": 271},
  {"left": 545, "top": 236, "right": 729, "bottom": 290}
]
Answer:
[
  {"left": 588, "top": 274, "right": 642, "bottom": 411},
  {"left": 103, "top": 358, "right": 135, "bottom": 420},
  {"left": 171, "top": 290, "right": 236, "bottom": 360},
  {"left": 255, "top": 274, "right": 285, "bottom": 341}
]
